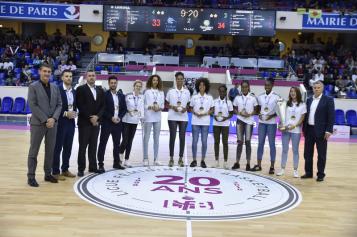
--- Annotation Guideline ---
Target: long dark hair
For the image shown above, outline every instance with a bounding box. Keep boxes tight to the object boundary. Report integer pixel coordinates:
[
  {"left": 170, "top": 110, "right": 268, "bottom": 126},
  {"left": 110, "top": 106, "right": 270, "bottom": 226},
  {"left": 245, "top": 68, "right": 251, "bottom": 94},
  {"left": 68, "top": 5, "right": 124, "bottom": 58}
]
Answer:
[{"left": 287, "top": 87, "right": 302, "bottom": 107}]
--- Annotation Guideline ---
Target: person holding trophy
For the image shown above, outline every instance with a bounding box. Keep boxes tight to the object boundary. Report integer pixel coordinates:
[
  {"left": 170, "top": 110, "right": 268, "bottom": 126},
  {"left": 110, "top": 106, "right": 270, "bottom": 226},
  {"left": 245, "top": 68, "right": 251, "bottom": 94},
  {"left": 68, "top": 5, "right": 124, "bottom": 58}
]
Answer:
[
  {"left": 166, "top": 72, "right": 191, "bottom": 167},
  {"left": 232, "top": 80, "right": 258, "bottom": 171},
  {"left": 251, "top": 78, "right": 280, "bottom": 174},
  {"left": 119, "top": 80, "right": 144, "bottom": 167},
  {"left": 143, "top": 75, "right": 165, "bottom": 166},
  {"left": 277, "top": 87, "right": 306, "bottom": 178},
  {"left": 212, "top": 85, "right": 233, "bottom": 169},
  {"left": 189, "top": 78, "right": 214, "bottom": 168}
]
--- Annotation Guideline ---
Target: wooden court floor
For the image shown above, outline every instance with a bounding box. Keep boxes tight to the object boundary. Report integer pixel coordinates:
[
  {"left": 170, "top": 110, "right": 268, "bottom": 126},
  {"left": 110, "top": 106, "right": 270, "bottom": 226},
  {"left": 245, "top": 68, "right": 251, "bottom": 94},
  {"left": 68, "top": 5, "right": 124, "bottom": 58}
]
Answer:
[{"left": 0, "top": 128, "right": 356, "bottom": 237}]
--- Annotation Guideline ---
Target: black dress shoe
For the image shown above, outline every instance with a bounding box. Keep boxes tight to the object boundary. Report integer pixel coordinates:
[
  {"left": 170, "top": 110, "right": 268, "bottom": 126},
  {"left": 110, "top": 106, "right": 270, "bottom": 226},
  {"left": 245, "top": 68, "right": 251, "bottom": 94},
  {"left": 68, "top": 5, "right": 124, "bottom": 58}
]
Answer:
[
  {"left": 28, "top": 178, "right": 39, "bottom": 187},
  {"left": 246, "top": 164, "right": 251, "bottom": 171},
  {"left": 98, "top": 166, "right": 106, "bottom": 173},
  {"left": 113, "top": 164, "right": 125, "bottom": 170},
  {"left": 269, "top": 167, "right": 275, "bottom": 174},
  {"left": 301, "top": 174, "right": 313, "bottom": 179},
  {"left": 250, "top": 165, "right": 262, "bottom": 172},
  {"left": 316, "top": 177, "right": 324, "bottom": 182},
  {"left": 200, "top": 160, "right": 207, "bottom": 168},
  {"left": 190, "top": 160, "right": 197, "bottom": 167},
  {"left": 232, "top": 162, "right": 240, "bottom": 170},
  {"left": 44, "top": 175, "right": 58, "bottom": 183},
  {"left": 77, "top": 171, "right": 84, "bottom": 177}
]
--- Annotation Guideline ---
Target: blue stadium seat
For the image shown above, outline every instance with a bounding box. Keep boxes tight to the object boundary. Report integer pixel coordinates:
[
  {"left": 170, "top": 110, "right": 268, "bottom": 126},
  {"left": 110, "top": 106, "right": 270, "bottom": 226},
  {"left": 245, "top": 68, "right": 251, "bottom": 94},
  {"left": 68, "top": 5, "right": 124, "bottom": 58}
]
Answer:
[
  {"left": 107, "top": 66, "right": 113, "bottom": 72},
  {"left": 11, "top": 97, "right": 26, "bottom": 114},
  {"left": 95, "top": 65, "right": 103, "bottom": 72},
  {"left": 346, "top": 110, "right": 357, "bottom": 127},
  {"left": 14, "top": 68, "right": 22, "bottom": 74},
  {"left": 1, "top": 97, "right": 14, "bottom": 114},
  {"left": 335, "top": 109, "right": 345, "bottom": 125},
  {"left": 113, "top": 66, "right": 120, "bottom": 72}
]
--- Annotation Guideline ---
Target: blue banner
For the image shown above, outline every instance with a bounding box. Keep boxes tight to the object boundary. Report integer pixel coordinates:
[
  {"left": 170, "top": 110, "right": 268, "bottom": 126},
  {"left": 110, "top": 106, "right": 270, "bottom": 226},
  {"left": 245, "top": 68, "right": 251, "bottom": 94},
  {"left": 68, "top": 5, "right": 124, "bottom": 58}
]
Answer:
[
  {"left": 0, "top": 2, "right": 80, "bottom": 21},
  {"left": 302, "top": 13, "right": 357, "bottom": 30}
]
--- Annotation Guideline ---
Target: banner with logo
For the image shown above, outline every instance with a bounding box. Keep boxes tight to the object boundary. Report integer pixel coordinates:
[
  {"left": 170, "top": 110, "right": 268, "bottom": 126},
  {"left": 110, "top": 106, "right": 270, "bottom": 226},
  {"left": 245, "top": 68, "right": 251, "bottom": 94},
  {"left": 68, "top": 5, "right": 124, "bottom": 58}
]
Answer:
[
  {"left": 0, "top": 2, "right": 80, "bottom": 21},
  {"left": 302, "top": 13, "right": 357, "bottom": 30}
]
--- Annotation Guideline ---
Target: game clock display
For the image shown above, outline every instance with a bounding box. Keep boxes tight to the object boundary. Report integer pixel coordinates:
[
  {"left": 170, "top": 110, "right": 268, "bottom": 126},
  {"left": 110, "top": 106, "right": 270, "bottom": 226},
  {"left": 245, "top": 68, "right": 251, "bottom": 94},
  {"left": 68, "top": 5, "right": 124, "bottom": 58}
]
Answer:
[{"left": 103, "top": 6, "right": 276, "bottom": 36}]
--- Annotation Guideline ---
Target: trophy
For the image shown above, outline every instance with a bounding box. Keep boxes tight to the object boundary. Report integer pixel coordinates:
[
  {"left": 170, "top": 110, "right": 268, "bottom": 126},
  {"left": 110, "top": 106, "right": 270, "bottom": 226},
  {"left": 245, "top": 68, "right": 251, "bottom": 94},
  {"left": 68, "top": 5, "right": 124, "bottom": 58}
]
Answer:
[
  {"left": 275, "top": 98, "right": 288, "bottom": 131},
  {"left": 153, "top": 101, "right": 159, "bottom": 111},
  {"left": 68, "top": 104, "right": 73, "bottom": 112},
  {"left": 216, "top": 111, "right": 223, "bottom": 121},
  {"left": 176, "top": 101, "right": 183, "bottom": 112}
]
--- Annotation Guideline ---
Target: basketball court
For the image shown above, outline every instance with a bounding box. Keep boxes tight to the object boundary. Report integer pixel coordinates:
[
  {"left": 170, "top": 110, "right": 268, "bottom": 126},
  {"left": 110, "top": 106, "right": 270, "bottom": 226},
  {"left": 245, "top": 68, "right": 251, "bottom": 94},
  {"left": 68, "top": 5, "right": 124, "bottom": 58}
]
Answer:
[{"left": 1, "top": 126, "right": 356, "bottom": 237}]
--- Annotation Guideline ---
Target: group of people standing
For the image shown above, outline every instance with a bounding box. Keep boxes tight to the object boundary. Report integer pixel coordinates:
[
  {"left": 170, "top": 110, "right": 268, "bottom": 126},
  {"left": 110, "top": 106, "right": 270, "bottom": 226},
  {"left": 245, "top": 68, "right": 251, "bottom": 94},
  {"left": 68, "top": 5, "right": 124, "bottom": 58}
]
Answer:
[{"left": 26, "top": 64, "right": 335, "bottom": 187}]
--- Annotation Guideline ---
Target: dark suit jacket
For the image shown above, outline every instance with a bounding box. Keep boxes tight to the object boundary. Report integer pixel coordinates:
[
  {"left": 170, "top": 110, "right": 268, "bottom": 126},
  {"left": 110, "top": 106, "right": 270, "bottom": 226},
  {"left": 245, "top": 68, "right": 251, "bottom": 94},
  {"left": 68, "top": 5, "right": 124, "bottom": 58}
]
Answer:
[
  {"left": 303, "top": 95, "right": 335, "bottom": 138},
  {"left": 102, "top": 90, "right": 127, "bottom": 123},
  {"left": 76, "top": 84, "right": 105, "bottom": 127},
  {"left": 58, "top": 83, "right": 76, "bottom": 125},
  {"left": 28, "top": 81, "right": 62, "bottom": 125}
]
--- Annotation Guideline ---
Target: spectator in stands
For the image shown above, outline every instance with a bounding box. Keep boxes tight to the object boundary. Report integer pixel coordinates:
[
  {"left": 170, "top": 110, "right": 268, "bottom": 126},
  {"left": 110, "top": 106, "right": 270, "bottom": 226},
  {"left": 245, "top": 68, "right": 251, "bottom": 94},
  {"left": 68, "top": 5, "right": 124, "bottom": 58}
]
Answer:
[
  {"left": 3, "top": 58, "right": 14, "bottom": 71},
  {"left": 21, "top": 65, "right": 32, "bottom": 85},
  {"left": 57, "top": 50, "right": 68, "bottom": 63},
  {"left": 228, "top": 82, "right": 240, "bottom": 102},
  {"left": 201, "top": 60, "right": 209, "bottom": 68},
  {"left": 33, "top": 55, "right": 43, "bottom": 69},
  {"left": 54, "top": 65, "right": 62, "bottom": 81},
  {"left": 106, "top": 42, "right": 114, "bottom": 53},
  {"left": 0, "top": 59, "right": 4, "bottom": 72},
  {"left": 74, "top": 38, "right": 82, "bottom": 53},
  {"left": 212, "top": 61, "right": 220, "bottom": 68},
  {"left": 5, "top": 66, "right": 15, "bottom": 86},
  {"left": 352, "top": 69, "right": 357, "bottom": 83},
  {"left": 309, "top": 70, "right": 324, "bottom": 87},
  {"left": 59, "top": 60, "right": 67, "bottom": 72},
  {"left": 335, "top": 75, "right": 349, "bottom": 98},
  {"left": 33, "top": 45, "right": 42, "bottom": 57},
  {"left": 66, "top": 60, "right": 77, "bottom": 73},
  {"left": 296, "top": 64, "right": 305, "bottom": 80},
  {"left": 146, "top": 57, "right": 156, "bottom": 66},
  {"left": 43, "top": 56, "right": 55, "bottom": 70}
]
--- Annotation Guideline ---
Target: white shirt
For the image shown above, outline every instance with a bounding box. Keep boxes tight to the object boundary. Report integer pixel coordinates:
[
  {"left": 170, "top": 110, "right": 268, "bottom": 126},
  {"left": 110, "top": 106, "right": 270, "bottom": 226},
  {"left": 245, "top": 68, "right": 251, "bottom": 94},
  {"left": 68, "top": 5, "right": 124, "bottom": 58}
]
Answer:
[
  {"left": 166, "top": 87, "right": 191, "bottom": 122},
  {"left": 122, "top": 92, "right": 144, "bottom": 124},
  {"left": 111, "top": 91, "right": 119, "bottom": 118},
  {"left": 284, "top": 102, "right": 307, "bottom": 134},
  {"left": 233, "top": 93, "right": 258, "bottom": 125},
  {"left": 0, "top": 62, "right": 3, "bottom": 69},
  {"left": 213, "top": 97, "right": 233, "bottom": 127},
  {"left": 3, "top": 62, "right": 14, "bottom": 70},
  {"left": 190, "top": 93, "right": 214, "bottom": 126},
  {"left": 257, "top": 92, "right": 280, "bottom": 124},
  {"left": 314, "top": 73, "right": 324, "bottom": 82},
  {"left": 63, "top": 84, "right": 74, "bottom": 111},
  {"left": 308, "top": 93, "right": 322, "bottom": 126},
  {"left": 144, "top": 89, "right": 165, "bottom": 123},
  {"left": 87, "top": 83, "right": 96, "bottom": 100}
]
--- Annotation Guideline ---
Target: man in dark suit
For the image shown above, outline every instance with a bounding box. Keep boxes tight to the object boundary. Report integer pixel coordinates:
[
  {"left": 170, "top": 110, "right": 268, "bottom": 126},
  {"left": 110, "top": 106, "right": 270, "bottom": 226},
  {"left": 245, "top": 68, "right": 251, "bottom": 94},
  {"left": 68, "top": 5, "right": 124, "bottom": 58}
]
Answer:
[
  {"left": 76, "top": 70, "right": 105, "bottom": 177},
  {"left": 302, "top": 80, "right": 335, "bottom": 182},
  {"left": 52, "top": 70, "right": 77, "bottom": 180},
  {"left": 27, "top": 64, "right": 62, "bottom": 187},
  {"left": 97, "top": 76, "right": 127, "bottom": 172}
]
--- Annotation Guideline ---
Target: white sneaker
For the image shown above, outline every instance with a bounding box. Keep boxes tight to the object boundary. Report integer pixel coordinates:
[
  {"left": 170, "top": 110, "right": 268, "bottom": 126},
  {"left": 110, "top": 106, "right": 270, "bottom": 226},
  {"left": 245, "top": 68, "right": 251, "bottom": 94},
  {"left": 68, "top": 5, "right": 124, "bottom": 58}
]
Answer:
[
  {"left": 124, "top": 160, "right": 132, "bottom": 168},
  {"left": 223, "top": 161, "right": 228, "bottom": 170},
  {"left": 276, "top": 169, "right": 285, "bottom": 176},
  {"left": 212, "top": 160, "right": 220, "bottom": 168},
  {"left": 154, "top": 160, "right": 162, "bottom": 166},
  {"left": 293, "top": 170, "right": 299, "bottom": 178},
  {"left": 143, "top": 159, "right": 149, "bottom": 167}
]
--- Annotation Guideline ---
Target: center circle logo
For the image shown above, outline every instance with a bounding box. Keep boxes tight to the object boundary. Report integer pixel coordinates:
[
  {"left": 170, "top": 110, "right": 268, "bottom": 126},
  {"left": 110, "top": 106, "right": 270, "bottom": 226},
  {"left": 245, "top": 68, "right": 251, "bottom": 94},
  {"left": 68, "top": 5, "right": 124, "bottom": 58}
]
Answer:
[{"left": 74, "top": 167, "right": 302, "bottom": 221}]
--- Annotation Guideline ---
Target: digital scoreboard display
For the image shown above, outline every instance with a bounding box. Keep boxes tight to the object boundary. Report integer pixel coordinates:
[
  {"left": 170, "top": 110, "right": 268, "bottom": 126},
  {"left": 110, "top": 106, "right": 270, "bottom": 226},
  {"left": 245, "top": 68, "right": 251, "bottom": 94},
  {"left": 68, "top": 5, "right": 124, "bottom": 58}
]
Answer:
[{"left": 103, "top": 6, "right": 276, "bottom": 36}]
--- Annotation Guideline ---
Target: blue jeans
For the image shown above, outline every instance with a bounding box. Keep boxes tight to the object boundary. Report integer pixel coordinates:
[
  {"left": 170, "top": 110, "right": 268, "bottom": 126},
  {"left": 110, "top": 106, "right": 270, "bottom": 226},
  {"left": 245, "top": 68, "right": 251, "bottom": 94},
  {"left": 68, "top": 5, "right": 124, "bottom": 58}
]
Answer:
[
  {"left": 257, "top": 123, "right": 277, "bottom": 162},
  {"left": 281, "top": 132, "right": 301, "bottom": 169},
  {"left": 192, "top": 125, "right": 209, "bottom": 160},
  {"left": 143, "top": 121, "right": 161, "bottom": 161}
]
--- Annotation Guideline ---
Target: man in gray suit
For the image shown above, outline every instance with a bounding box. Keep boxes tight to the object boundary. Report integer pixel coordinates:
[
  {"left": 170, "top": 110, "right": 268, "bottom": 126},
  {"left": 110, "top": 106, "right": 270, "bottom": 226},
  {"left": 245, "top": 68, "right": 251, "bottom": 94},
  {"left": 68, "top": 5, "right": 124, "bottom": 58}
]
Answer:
[{"left": 27, "top": 64, "right": 62, "bottom": 187}]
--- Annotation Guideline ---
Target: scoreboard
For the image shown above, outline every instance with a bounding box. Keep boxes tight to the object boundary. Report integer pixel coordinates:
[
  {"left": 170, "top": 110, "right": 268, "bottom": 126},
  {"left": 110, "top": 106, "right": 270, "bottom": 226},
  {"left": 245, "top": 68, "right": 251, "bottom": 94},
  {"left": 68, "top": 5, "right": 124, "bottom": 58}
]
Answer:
[{"left": 103, "top": 6, "right": 276, "bottom": 36}]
